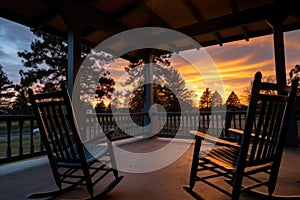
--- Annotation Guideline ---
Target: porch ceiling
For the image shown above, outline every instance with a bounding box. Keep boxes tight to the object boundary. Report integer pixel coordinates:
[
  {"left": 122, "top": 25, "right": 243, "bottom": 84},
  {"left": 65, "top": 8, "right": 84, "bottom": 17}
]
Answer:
[{"left": 1, "top": 0, "right": 300, "bottom": 61}]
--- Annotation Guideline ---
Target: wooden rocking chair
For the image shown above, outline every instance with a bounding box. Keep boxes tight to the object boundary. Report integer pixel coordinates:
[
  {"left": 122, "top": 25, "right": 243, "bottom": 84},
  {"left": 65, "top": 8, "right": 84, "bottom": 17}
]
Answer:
[
  {"left": 184, "top": 71, "right": 299, "bottom": 200},
  {"left": 27, "top": 84, "right": 123, "bottom": 199}
]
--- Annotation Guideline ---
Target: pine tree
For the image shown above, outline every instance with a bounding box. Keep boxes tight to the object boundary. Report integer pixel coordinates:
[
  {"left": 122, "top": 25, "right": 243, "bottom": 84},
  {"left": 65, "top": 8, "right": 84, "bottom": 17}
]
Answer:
[
  {"left": 17, "top": 30, "right": 115, "bottom": 113},
  {"left": 226, "top": 91, "right": 240, "bottom": 110},
  {"left": 124, "top": 55, "right": 195, "bottom": 112},
  {"left": 199, "top": 88, "right": 211, "bottom": 111},
  {"left": 211, "top": 90, "right": 223, "bottom": 108},
  {"left": 0, "top": 64, "right": 15, "bottom": 112}
]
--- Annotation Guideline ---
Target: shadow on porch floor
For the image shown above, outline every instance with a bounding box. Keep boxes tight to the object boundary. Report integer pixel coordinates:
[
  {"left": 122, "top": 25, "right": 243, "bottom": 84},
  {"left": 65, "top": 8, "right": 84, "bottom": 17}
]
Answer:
[{"left": 1, "top": 137, "right": 299, "bottom": 200}]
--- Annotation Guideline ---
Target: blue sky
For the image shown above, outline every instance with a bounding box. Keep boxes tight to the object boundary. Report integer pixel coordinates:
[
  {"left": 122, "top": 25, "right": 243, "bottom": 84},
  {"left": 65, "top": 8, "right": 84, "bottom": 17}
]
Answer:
[
  {"left": 0, "top": 17, "right": 37, "bottom": 83},
  {"left": 0, "top": 16, "right": 299, "bottom": 102}
]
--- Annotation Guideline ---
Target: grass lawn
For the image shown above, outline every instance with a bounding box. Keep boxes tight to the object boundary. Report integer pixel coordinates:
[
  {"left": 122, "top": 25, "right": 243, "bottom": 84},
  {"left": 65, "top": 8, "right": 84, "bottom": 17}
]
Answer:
[
  {"left": 0, "top": 120, "right": 38, "bottom": 134},
  {"left": 0, "top": 134, "right": 42, "bottom": 158}
]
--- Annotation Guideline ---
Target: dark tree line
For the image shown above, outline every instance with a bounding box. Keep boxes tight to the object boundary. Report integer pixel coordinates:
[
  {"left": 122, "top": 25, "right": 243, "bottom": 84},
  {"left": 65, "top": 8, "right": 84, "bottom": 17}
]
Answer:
[
  {"left": 122, "top": 56, "right": 195, "bottom": 112},
  {"left": 1, "top": 28, "right": 299, "bottom": 115},
  {"left": 1, "top": 31, "right": 196, "bottom": 115},
  {"left": 2, "top": 30, "right": 115, "bottom": 114},
  {"left": 198, "top": 88, "right": 241, "bottom": 111},
  {"left": 0, "top": 64, "right": 15, "bottom": 113}
]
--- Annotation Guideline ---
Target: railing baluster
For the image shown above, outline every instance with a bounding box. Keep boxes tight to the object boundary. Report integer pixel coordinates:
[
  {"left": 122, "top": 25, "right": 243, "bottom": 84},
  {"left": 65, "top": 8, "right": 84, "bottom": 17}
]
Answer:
[
  {"left": 1, "top": 111, "right": 254, "bottom": 164},
  {"left": 18, "top": 119, "right": 24, "bottom": 156},
  {"left": 239, "top": 113, "right": 242, "bottom": 129},
  {"left": 30, "top": 119, "right": 34, "bottom": 154},
  {"left": 6, "top": 120, "right": 12, "bottom": 158}
]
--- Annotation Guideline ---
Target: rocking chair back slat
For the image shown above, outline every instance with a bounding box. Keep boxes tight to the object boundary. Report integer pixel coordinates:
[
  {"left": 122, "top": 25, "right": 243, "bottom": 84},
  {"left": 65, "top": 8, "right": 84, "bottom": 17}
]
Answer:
[
  {"left": 34, "top": 96, "right": 80, "bottom": 161},
  {"left": 27, "top": 84, "right": 123, "bottom": 199},
  {"left": 247, "top": 94, "right": 287, "bottom": 165},
  {"left": 186, "top": 71, "right": 299, "bottom": 200}
]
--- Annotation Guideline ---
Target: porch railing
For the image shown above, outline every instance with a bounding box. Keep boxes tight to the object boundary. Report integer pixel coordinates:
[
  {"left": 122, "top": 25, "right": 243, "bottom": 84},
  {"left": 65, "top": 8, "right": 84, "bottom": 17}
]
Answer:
[
  {"left": 0, "top": 115, "right": 45, "bottom": 164},
  {"left": 1, "top": 110, "right": 284, "bottom": 164}
]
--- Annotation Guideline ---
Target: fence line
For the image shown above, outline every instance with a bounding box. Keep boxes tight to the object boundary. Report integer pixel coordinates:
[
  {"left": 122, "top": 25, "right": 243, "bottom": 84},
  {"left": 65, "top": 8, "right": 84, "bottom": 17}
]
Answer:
[
  {"left": 0, "top": 115, "right": 45, "bottom": 164},
  {"left": 0, "top": 110, "right": 270, "bottom": 164}
]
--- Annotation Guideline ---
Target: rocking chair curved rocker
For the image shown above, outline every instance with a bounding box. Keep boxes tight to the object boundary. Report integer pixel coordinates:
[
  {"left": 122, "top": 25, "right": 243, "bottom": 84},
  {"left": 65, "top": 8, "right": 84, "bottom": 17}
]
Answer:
[
  {"left": 184, "top": 71, "right": 299, "bottom": 200},
  {"left": 27, "top": 84, "right": 123, "bottom": 199}
]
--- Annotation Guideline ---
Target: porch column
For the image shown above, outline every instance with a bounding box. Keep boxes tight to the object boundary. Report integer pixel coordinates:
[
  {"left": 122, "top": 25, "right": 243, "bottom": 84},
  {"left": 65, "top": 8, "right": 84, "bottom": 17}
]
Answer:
[
  {"left": 266, "top": 17, "right": 287, "bottom": 86},
  {"left": 267, "top": 16, "right": 298, "bottom": 146},
  {"left": 143, "top": 53, "right": 154, "bottom": 135},
  {"left": 67, "top": 25, "right": 81, "bottom": 97}
]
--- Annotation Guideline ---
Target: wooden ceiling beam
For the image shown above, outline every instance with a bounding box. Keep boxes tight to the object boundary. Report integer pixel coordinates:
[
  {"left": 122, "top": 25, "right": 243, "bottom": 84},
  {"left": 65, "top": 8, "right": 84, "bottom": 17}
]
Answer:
[
  {"left": 176, "top": 2, "right": 300, "bottom": 37},
  {"left": 241, "top": 25, "right": 249, "bottom": 41},
  {"left": 146, "top": 7, "right": 171, "bottom": 28},
  {"left": 110, "top": 0, "right": 141, "bottom": 19},
  {"left": 200, "top": 27, "right": 272, "bottom": 47},
  {"left": 181, "top": 0, "right": 205, "bottom": 23},
  {"left": 228, "top": 0, "right": 237, "bottom": 13},
  {"left": 32, "top": 9, "right": 60, "bottom": 30},
  {"left": 213, "top": 32, "right": 223, "bottom": 46},
  {"left": 177, "top": 6, "right": 270, "bottom": 36},
  {"left": 46, "top": 0, "right": 128, "bottom": 33}
]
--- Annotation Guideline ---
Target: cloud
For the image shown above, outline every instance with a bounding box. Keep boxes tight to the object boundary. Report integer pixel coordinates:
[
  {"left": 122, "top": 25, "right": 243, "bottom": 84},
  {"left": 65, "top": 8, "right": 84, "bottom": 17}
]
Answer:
[
  {"left": 284, "top": 30, "right": 300, "bottom": 50},
  {"left": 0, "top": 17, "right": 36, "bottom": 83},
  {"left": 1, "top": 15, "right": 299, "bottom": 104},
  {"left": 172, "top": 31, "right": 300, "bottom": 102},
  {"left": 0, "top": 18, "right": 35, "bottom": 46}
]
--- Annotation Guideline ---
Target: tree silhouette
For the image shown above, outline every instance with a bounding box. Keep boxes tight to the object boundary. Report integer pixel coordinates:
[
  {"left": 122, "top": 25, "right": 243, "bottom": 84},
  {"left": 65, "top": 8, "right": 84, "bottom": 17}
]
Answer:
[
  {"left": 199, "top": 88, "right": 211, "bottom": 111},
  {"left": 226, "top": 91, "right": 240, "bottom": 110},
  {"left": 211, "top": 90, "right": 223, "bottom": 108},
  {"left": 17, "top": 30, "right": 115, "bottom": 113},
  {"left": 18, "top": 31, "right": 70, "bottom": 90},
  {"left": 123, "top": 55, "right": 195, "bottom": 112},
  {"left": 11, "top": 88, "right": 32, "bottom": 115},
  {"left": 288, "top": 64, "right": 300, "bottom": 96},
  {"left": 0, "top": 64, "right": 15, "bottom": 112},
  {"left": 128, "top": 83, "right": 182, "bottom": 112}
]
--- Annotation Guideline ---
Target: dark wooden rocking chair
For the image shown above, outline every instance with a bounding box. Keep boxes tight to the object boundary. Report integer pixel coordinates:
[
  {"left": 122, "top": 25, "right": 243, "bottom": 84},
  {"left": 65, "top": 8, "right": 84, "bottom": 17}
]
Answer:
[
  {"left": 27, "top": 84, "right": 123, "bottom": 199},
  {"left": 184, "top": 71, "right": 299, "bottom": 200}
]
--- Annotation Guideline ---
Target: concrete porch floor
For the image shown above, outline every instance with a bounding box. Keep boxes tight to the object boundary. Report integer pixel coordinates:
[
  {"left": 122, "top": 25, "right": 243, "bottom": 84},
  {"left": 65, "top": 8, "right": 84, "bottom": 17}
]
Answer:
[{"left": 1, "top": 137, "right": 300, "bottom": 200}]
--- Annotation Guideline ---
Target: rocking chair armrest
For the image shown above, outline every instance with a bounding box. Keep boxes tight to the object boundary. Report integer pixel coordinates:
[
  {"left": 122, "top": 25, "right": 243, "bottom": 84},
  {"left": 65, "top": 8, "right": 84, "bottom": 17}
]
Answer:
[
  {"left": 228, "top": 128, "right": 258, "bottom": 138},
  {"left": 190, "top": 130, "right": 240, "bottom": 149},
  {"left": 228, "top": 128, "right": 244, "bottom": 136}
]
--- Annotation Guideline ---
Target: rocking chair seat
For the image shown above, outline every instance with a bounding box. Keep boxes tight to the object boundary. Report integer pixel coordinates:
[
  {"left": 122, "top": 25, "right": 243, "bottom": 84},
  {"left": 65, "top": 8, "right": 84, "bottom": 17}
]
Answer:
[
  {"left": 199, "top": 142, "right": 274, "bottom": 173},
  {"left": 55, "top": 142, "right": 108, "bottom": 167},
  {"left": 200, "top": 146, "right": 238, "bottom": 171}
]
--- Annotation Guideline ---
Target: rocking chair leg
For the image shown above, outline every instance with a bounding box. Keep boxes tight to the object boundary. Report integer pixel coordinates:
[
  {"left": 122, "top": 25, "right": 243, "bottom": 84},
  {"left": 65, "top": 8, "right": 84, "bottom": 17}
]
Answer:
[
  {"left": 189, "top": 136, "right": 202, "bottom": 189},
  {"left": 246, "top": 189, "right": 300, "bottom": 200},
  {"left": 28, "top": 176, "right": 124, "bottom": 200},
  {"left": 183, "top": 186, "right": 205, "bottom": 200},
  {"left": 90, "top": 176, "right": 124, "bottom": 200},
  {"left": 27, "top": 184, "right": 78, "bottom": 199},
  {"left": 113, "top": 168, "right": 119, "bottom": 178},
  {"left": 231, "top": 175, "right": 243, "bottom": 200}
]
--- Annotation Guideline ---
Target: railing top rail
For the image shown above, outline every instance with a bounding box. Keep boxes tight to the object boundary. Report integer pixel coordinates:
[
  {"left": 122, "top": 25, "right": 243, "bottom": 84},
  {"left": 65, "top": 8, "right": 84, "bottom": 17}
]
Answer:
[
  {"left": 91, "top": 111, "right": 248, "bottom": 116},
  {"left": 0, "top": 115, "right": 35, "bottom": 120}
]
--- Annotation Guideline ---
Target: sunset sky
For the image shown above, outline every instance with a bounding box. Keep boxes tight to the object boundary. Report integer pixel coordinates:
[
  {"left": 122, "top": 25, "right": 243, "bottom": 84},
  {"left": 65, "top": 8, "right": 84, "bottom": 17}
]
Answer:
[{"left": 1, "top": 17, "right": 300, "bottom": 105}]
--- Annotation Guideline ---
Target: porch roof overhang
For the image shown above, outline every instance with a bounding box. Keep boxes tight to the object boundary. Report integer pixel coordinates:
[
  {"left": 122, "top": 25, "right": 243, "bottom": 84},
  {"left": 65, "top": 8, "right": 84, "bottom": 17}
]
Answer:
[{"left": 1, "top": 0, "right": 300, "bottom": 87}]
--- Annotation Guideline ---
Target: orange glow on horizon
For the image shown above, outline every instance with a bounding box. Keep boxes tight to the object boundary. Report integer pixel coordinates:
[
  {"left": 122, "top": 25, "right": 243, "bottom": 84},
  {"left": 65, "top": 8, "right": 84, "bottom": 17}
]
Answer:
[{"left": 104, "top": 30, "right": 300, "bottom": 107}]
